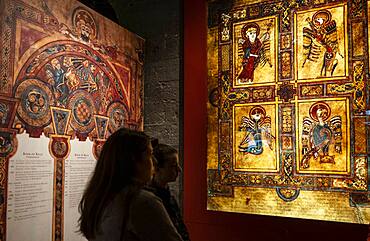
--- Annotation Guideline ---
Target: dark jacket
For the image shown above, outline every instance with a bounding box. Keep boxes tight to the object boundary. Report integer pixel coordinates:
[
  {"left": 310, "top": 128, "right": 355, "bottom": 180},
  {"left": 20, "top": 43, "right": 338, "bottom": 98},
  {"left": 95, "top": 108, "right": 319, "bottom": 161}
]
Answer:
[{"left": 146, "top": 182, "right": 190, "bottom": 241}]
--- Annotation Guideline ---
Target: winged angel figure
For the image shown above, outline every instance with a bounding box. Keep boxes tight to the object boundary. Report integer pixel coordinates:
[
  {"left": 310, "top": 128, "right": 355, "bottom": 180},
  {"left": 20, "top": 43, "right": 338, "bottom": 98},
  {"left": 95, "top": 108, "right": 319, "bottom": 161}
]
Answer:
[
  {"left": 301, "top": 102, "right": 342, "bottom": 169},
  {"left": 238, "top": 106, "right": 275, "bottom": 155},
  {"left": 302, "top": 9, "right": 343, "bottom": 77},
  {"left": 237, "top": 21, "right": 273, "bottom": 83}
]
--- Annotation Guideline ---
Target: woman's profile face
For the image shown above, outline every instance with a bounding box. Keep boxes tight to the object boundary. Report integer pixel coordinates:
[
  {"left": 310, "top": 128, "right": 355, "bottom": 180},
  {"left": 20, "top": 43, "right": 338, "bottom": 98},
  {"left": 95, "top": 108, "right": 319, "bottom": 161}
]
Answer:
[
  {"left": 156, "top": 153, "right": 180, "bottom": 183},
  {"left": 135, "top": 142, "right": 154, "bottom": 184}
]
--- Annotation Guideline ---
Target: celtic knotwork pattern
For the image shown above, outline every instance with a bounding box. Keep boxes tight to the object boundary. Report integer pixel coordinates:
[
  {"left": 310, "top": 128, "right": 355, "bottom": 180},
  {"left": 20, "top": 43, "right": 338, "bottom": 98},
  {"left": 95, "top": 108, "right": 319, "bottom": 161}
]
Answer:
[
  {"left": 281, "top": 107, "right": 293, "bottom": 133},
  {"left": 300, "top": 85, "right": 323, "bottom": 97},
  {"left": 251, "top": 87, "right": 274, "bottom": 101},
  {"left": 280, "top": 153, "right": 297, "bottom": 185},
  {"left": 352, "top": 61, "right": 366, "bottom": 113},
  {"left": 0, "top": 1, "right": 15, "bottom": 95},
  {"left": 272, "top": 1, "right": 301, "bottom": 32},
  {"left": 221, "top": 45, "right": 230, "bottom": 71},
  {"left": 0, "top": 159, "right": 5, "bottom": 241},
  {"left": 220, "top": 74, "right": 232, "bottom": 120},
  {"left": 54, "top": 158, "right": 63, "bottom": 241},
  {"left": 350, "top": 0, "right": 365, "bottom": 18},
  {"left": 354, "top": 119, "right": 367, "bottom": 154},
  {"left": 327, "top": 61, "right": 365, "bottom": 114},
  {"left": 333, "top": 158, "right": 367, "bottom": 191},
  {"left": 281, "top": 52, "right": 291, "bottom": 79},
  {"left": 208, "top": 169, "right": 233, "bottom": 197}
]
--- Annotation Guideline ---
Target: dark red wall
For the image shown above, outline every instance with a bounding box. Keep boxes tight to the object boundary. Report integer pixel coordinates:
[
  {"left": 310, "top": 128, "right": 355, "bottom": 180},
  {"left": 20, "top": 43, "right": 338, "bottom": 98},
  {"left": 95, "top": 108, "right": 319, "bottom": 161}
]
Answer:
[{"left": 183, "top": 0, "right": 368, "bottom": 240}]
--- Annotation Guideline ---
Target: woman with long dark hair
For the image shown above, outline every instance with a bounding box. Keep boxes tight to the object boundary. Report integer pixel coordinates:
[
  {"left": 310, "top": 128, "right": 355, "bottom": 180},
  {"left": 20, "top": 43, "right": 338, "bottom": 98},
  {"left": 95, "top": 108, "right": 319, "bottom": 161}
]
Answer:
[{"left": 79, "top": 128, "right": 183, "bottom": 241}]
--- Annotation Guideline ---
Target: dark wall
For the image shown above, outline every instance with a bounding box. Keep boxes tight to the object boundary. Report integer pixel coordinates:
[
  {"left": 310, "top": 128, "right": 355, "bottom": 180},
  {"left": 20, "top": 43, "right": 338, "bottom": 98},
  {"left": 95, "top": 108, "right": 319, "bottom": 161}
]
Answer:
[
  {"left": 78, "top": 0, "right": 118, "bottom": 22},
  {"left": 183, "top": 0, "right": 368, "bottom": 241},
  {"left": 109, "top": 0, "right": 180, "bottom": 150},
  {"left": 109, "top": 0, "right": 182, "bottom": 200}
]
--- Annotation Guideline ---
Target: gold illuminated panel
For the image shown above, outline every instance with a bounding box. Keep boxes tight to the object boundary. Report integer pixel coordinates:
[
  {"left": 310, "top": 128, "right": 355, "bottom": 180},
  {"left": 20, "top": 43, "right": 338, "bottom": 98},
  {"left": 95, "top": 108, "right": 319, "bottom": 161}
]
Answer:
[
  {"left": 296, "top": 98, "right": 350, "bottom": 175},
  {"left": 207, "top": 0, "right": 369, "bottom": 224},
  {"left": 294, "top": 4, "right": 348, "bottom": 81},
  {"left": 233, "top": 102, "right": 279, "bottom": 172},
  {"left": 232, "top": 16, "right": 278, "bottom": 87}
]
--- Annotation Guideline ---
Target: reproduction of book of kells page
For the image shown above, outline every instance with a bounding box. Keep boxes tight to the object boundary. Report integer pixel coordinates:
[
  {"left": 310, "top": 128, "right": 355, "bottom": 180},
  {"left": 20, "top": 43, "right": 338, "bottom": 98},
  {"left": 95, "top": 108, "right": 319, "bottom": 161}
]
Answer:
[
  {"left": 207, "top": 0, "right": 370, "bottom": 224},
  {"left": 0, "top": 0, "right": 144, "bottom": 240}
]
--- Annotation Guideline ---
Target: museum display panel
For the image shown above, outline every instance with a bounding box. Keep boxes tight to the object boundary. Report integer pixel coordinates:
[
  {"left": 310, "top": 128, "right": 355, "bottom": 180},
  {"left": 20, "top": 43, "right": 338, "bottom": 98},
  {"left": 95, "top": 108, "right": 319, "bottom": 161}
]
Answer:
[
  {"left": 207, "top": 0, "right": 369, "bottom": 224},
  {"left": 0, "top": 0, "right": 144, "bottom": 240}
]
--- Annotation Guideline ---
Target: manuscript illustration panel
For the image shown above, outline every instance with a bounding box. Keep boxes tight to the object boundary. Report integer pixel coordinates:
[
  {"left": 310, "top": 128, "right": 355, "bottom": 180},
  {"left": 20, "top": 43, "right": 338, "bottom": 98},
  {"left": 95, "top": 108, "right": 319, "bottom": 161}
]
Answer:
[
  {"left": 233, "top": 16, "right": 278, "bottom": 87},
  {"left": 296, "top": 98, "right": 350, "bottom": 174},
  {"left": 0, "top": 0, "right": 144, "bottom": 240},
  {"left": 294, "top": 4, "right": 348, "bottom": 81},
  {"left": 233, "top": 103, "right": 279, "bottom": 172},
  {"left": 207, "top": 0, "right": 369, "bottom": 224}
]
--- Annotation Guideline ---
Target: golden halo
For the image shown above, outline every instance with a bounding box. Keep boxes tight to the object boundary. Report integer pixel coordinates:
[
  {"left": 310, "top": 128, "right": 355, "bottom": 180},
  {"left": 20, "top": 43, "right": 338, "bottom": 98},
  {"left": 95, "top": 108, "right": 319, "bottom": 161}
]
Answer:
[
  {"left": 312, "top": 9, "right": 332, "bottom": 25},
  {"left": 249, "top": 105, "right": 266, "bottom": 120},
  {"left": 309, "top": 101, "right": 331, "bottom": 122},
  {"left": 241, "top": 22, "right": 260, "bottom": 40}
]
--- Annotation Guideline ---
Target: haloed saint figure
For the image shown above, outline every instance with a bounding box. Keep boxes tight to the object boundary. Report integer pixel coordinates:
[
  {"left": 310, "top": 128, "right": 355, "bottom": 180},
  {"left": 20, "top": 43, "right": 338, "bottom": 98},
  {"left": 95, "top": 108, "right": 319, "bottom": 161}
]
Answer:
[
  {"left": 238, "top": 106, "right": 275, "bottom": 155},
  {"left": 237, "top": 22, "right": 272, "bottom": 83},
  {"left": 302, "top": 10, "right": 342, "bottom": 77},
  {"left": 301, "top": 102, "right": 342, "bottom": 168}
]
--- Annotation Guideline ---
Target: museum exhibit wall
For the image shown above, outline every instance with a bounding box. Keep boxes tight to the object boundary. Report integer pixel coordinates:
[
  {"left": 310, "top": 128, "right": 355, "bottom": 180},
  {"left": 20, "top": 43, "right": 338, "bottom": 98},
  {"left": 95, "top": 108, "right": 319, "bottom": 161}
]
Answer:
[
  {"left": 0, "top": 0, "right": 144, "bottom": 240},
  {"left": 184, "top": 0, "right": 369, "bottom": 240}
]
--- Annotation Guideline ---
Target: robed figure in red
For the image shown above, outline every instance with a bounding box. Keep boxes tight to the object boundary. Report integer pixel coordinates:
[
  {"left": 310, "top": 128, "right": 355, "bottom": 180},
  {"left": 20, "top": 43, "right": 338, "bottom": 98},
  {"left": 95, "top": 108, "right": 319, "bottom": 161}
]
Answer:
[{"left": 237, "top": 22, "right": 272, "bottom": 84}]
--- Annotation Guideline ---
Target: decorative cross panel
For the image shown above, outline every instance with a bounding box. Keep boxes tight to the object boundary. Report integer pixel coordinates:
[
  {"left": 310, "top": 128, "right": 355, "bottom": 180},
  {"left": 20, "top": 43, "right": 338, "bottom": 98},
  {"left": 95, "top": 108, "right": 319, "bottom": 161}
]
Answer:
[{"left": 207, "top": 0, "right": 369, "bottom": 224}]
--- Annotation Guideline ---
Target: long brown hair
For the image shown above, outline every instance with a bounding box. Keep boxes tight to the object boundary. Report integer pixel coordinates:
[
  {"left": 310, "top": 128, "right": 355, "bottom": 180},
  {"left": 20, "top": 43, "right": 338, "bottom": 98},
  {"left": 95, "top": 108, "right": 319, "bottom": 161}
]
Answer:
[{"left": 79, "top": 128, "right": 150, "bottom": 239}]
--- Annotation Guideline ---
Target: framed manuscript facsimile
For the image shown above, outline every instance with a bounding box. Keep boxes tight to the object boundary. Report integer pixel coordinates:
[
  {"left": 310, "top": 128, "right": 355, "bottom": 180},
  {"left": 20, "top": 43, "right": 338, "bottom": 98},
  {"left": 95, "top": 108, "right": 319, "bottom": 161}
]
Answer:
[
  {"left": 0, "top": 0, "right": 144, "bottom": 240},
  {"left": 207, "top": 0, "right": 369, "bottom": 224}
]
